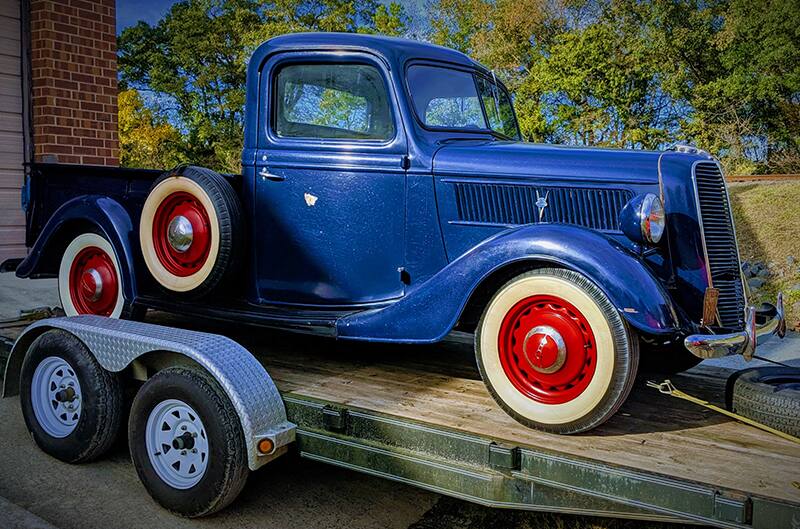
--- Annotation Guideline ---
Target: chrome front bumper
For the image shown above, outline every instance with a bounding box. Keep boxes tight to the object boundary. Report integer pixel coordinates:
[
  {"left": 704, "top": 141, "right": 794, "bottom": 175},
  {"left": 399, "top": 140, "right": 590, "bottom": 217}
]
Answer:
[{"left": 684, "top": 293, "right": 787, "bottom": 360}]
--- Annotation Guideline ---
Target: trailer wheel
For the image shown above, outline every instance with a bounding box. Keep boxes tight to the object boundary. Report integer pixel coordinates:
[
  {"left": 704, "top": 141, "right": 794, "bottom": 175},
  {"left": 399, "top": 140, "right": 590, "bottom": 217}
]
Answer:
[
  {"left": 19, "top": 330, "right": 123, "bottom": 463},
  {"left": 475, "top": 268, "right": 638, "bottom": 434},
  {"left": 139, "top": 166, "right": 243, "bottom": 298},
  {"left": 725, "top": 367, "right": 800, "bottom": 437},
  {"left": 59, "top": 233, "right": 127, "bottom": 318},
  {"left": 128, "top": 367, "right": 248, "bottom": 517}
]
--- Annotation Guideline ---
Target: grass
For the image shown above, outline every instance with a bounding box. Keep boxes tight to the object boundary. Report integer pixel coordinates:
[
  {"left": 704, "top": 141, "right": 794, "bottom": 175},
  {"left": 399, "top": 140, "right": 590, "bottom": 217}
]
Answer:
[{"left": 729, "top": 181, "right": 800, "bottom": 330}]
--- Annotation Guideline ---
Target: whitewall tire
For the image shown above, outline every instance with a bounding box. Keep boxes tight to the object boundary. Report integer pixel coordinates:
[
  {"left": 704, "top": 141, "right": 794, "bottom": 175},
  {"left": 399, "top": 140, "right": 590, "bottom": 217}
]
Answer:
[
  {"left": 59, "top": 233, "right": 125, "bottom": 318},
  {"left": 475, "top": 268, "right": 638, "bottom": 434},
  {"left": 139, "top": 166, "right": 242, "bottom": 298}
]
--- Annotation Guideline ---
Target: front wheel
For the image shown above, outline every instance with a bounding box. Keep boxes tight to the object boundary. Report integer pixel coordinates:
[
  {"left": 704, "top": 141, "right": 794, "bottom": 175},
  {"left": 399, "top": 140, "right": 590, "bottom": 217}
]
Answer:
[{"left": 475, "top": 268, "right": 638, "bottom": 434}]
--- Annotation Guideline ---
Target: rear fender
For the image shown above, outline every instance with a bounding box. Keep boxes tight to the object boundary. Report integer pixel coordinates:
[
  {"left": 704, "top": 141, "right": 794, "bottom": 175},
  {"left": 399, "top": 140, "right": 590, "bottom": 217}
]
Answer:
[
  {"left": 16, "top": 195, "right": 138, "bottom": 302},
  {"left": 338, "top": 224, "right": 681, "bottom": 342}
]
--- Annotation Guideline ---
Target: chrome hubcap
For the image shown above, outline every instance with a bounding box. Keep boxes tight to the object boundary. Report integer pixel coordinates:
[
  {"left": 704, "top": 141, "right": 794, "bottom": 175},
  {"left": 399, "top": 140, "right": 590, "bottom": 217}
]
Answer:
[
  {"left": 167, "top": 215, "right": 193, "bottom": 253},
  {"left": 522, "top": 325, "right": 567, "bottom": 374},
  {"left": 80, "top": 268, "right": 103, "bottom": 302}
]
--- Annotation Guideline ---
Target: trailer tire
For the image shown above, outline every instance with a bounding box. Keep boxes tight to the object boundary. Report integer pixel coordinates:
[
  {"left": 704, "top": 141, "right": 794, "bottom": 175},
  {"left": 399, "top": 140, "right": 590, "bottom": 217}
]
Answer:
[
  {"left": 19, "top": 330, "right": 123, "bottom": 463},
  {"left": 139, "top": 166, "right": 243, "bottom": 298},
  {"left": 725, "top": 367, "right": 800, "bottom": 437},
  {"left": 128, "top": 367, "right": 248, "bottom": 517},
  {"left": 475, "top": 268, "right": 638, "bottom": 434}
]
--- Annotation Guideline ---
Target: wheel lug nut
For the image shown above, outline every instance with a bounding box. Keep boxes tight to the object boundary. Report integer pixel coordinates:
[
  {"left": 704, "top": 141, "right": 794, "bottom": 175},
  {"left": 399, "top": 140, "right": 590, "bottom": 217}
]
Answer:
[
  {"left": 181, "top": 425, "right": 187, "bottom": 431},
  {"left": 192, "top": 448, "right": 197, "bottom": 454},
  {"left": 181, "top": 450, "right": 187, "bottom": 456},
  {"left": 192, "top": 432, "right": 197, "bottom": 438}
]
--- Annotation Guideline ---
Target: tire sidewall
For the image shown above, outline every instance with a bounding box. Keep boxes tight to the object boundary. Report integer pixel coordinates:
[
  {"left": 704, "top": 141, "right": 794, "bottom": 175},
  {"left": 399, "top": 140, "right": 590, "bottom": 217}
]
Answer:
[
  {"left": 139, "top": 175, "right": 221, "bottom": 293},
  {"left": 128, "top": 368, "right": 246, "bottom": 516},
  {"left": 476, "top": 269, "right": 635, "bottom": 432},
  {"left": 20, "top": 331, "right": 120, "bottom": 463},
  {"left": 58, "top": 233, "right": 124, "bottom": 318}
]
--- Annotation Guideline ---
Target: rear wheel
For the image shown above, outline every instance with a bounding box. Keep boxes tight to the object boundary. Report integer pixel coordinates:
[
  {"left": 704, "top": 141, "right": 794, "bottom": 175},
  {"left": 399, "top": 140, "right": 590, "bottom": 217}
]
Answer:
[
  {"left": 59, "top": 233, "right": 125, "bottom": 318},
  {"left": 475, "top": 268, "right": 638, "bottom": 434},
  {"left": 128, "top": 367, "right": 248, "bottom": 517}
]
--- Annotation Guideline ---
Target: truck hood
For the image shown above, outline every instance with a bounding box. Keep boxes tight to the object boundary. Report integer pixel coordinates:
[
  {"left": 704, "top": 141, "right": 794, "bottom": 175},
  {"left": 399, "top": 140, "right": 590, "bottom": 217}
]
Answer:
[{"left": 432, "top": 140, "right": 663, "bottom": 184}]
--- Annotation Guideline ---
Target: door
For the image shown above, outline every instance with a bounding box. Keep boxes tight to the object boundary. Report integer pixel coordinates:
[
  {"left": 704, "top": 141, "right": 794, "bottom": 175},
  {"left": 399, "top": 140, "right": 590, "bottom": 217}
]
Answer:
[{"left": 254, "top": 54, "right": 408, "bottom": 306}]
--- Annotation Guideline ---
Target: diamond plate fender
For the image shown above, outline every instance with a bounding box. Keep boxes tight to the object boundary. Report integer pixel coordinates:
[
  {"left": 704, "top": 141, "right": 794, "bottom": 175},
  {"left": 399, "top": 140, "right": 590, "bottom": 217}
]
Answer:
[{"left": 3, "top": 315, "right": 295, "bottom": 470}]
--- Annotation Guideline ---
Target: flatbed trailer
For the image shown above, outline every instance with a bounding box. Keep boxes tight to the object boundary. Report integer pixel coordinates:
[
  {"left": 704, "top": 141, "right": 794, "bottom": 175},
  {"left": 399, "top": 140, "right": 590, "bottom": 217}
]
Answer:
[{"left": 1, "top": 314, "right": 798, "bottom": 528}]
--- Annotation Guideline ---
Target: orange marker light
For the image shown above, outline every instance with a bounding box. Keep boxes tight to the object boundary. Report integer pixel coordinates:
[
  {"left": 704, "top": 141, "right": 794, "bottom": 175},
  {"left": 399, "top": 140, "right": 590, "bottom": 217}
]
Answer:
[{"left": 257, "top": 438, "right": 274, "bottom": 454}]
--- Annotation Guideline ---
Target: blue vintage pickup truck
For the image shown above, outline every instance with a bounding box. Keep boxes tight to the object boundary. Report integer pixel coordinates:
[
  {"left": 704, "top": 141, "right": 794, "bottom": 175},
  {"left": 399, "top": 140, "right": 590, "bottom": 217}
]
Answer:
[{"left": 11, "top": 33, "right": 786, "bottom": 435}]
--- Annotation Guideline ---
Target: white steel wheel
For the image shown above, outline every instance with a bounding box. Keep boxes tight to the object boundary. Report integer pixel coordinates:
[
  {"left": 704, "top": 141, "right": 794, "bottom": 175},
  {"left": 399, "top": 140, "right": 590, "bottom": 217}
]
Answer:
[
  {"left": 475, "top": 268, "right": 638, "bottom": 434},
  {"left": 31, "top": 356, "right": 82, "bottom": 438},
  {"left": 139, "top": 166, "right": 242, "bottom": 298},
  {"left": 129, "top": 367, "right": 249, "bottom": 517},
  {"left": 145, "top": 399, "right": 210, "bottom": 490},
  {"left": 19, "top": 330, "right": 123, "bottom": 463},
  {"left": 58, "top": 233, "right": 124, "bottom": 318}
]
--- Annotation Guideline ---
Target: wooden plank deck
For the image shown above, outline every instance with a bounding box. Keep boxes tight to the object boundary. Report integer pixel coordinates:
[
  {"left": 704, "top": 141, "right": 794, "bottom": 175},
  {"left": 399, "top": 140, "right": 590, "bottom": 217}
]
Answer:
[{"left": 2, "top": 314, "right": 799, "bottom": 510}]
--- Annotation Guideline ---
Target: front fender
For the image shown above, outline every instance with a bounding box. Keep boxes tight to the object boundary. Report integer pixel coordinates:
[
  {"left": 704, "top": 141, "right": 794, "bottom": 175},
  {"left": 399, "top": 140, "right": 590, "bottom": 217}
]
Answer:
[
  {"left": 16, "top": 195, "right": 138, "bottom": 302},
  {"left": 338, "top": 224, "right": 680, "bottom": 342}
]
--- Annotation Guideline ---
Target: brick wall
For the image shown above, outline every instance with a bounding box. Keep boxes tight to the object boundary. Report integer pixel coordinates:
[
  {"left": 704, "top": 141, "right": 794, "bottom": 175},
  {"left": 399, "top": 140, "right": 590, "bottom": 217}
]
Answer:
[{"left": 30, "top": 0, "right": 118, "bottom": 166}]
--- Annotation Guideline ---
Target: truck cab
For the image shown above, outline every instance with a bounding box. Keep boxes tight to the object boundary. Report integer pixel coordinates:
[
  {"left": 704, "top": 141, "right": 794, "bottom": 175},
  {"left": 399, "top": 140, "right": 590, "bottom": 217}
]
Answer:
[{"left": 13, "top": 33, "right": 786, "bottom": 434}]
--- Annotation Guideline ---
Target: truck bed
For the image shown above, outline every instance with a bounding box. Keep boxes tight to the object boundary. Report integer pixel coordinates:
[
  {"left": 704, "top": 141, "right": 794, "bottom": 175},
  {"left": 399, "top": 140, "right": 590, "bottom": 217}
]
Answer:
[{"left": 2, "top": 313, "right": 798, "bottom": 527}]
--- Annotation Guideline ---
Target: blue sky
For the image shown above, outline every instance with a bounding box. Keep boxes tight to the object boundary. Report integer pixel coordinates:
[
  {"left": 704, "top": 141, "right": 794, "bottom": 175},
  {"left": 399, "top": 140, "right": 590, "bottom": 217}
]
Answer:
[
  {"left": 116, "top": 0, "right": 427, "bottom": 35},
  {"left": 117, "top": 0, "right": 179, "bottom": 33}
]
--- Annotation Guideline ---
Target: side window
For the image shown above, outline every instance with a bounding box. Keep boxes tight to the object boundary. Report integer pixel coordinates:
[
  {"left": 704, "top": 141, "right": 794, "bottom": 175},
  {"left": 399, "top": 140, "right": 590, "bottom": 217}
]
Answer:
[{"left": 274, "top": 63, "right": 394, "bottom": 141}]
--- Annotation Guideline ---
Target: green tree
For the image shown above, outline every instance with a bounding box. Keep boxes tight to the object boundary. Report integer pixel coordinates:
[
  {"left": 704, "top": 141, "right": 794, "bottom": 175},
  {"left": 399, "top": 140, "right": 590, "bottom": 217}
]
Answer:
[
  {"left": 118, "top": 0, "right": 407, "bottom": 172},
  {"left": 118, "top": 89, "right": 183, "bottom": 169}
]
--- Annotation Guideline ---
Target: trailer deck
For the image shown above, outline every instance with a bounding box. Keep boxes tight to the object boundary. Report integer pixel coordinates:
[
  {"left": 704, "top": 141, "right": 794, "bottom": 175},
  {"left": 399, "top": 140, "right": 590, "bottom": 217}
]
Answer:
[{"left": 2, "top": 314, "right": 798, "bottom": 528}]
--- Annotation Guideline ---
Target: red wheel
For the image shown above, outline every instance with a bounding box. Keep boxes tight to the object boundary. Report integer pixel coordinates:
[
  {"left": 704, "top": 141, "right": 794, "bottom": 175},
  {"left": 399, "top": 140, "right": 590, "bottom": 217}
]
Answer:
[
  {"left": 59, "top": 233, "right": 124, "bottom": 318},
  {"left": 476, "top": 268, "right": 638, "bottom": 434},
  {"left": 139, "top": 166, "right": 242, "bottom": 297},
  {"left": 151, "top": 191, "right": 212, "bottom": 277},
  {"left": 498, "top": 295, "right": 597, "bottom": 405}
]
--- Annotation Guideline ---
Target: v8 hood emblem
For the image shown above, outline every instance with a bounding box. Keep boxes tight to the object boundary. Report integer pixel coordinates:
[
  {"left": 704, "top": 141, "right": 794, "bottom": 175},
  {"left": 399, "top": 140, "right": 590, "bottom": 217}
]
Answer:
[{"left": 535, "top": 190, "right": 549, "bottom": 221}]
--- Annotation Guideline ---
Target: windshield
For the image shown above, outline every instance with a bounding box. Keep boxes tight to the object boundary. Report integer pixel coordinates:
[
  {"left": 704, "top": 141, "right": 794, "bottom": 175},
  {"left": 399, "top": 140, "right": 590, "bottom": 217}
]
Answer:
[{"left": 407, "top": 64, "right": 521, "bottom": 140}]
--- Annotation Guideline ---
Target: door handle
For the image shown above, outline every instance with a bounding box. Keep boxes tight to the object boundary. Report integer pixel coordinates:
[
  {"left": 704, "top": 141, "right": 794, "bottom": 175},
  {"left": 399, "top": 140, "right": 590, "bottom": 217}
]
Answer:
[{"left": 259, "top": 167, "right": 285, "bottom": 181}]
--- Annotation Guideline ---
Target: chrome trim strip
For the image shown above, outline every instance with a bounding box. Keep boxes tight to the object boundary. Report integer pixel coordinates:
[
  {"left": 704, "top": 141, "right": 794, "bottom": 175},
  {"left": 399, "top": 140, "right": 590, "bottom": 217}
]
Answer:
[{"left": 689, "top": 161, "right": 715, "bottom": 289}]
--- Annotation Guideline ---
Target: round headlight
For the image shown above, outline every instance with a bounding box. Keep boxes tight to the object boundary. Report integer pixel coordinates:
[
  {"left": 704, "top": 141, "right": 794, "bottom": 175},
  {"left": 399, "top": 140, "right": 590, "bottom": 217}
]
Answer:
[
  {"left": 640, "top": 193, "right": 665, "bottom": 244},
  {"left": 619, "top": 193, "right": 665, "bottom": 245}
]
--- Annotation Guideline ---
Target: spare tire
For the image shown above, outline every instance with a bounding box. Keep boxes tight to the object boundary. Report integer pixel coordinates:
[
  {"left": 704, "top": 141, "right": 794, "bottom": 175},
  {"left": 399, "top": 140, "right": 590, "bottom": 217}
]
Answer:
[
  {"left": 140, "top": 165, "right": 243, "bottom": 298},
  {"left": 725, "top": 366, "right": 800, "bottom": 437}
]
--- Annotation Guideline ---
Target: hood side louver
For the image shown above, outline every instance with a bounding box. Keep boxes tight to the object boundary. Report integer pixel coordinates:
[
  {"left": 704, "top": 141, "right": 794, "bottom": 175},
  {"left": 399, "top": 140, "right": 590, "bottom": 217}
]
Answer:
[{"left": 452, "top": 182, "right": 633, "bottom": 232}]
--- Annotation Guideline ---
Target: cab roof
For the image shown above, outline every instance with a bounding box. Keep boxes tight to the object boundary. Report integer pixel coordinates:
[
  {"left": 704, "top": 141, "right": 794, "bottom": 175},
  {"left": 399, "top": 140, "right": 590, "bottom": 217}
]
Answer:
[{"left": 248, "top": 32, "right": 485, "bottom": 74}]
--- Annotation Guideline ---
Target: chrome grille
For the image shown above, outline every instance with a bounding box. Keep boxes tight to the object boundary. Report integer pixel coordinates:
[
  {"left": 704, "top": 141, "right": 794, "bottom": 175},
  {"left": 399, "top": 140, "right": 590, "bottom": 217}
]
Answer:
[
  {"left": 453, "top": 183, "right": 632, "bottom": 232},
  {"left": 693, "top": 162, "right": 746, "bottom": 329}
]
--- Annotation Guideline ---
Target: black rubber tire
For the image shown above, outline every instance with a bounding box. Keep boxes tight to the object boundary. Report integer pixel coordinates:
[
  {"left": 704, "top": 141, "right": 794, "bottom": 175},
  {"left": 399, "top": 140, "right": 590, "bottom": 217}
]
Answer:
[
  {"left": 640, "top": 342, "right": 703, "bottom": 374},
  {"left": 128, "top": 367, "right": 249, "bottom": 517},
  {"left": 475, "top": 268, "right": 639, "bottom": 434},
  {"left": 725, "top": 367, "right": 800, "bottom": 437},
  {"left": 19, "top": 330, "right": 123, "bottom": 463},
  {"left": 142, "top": 165, "right": 244, "bottom": 299}
]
